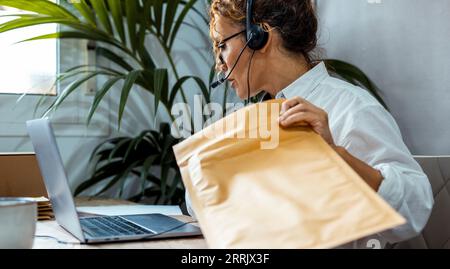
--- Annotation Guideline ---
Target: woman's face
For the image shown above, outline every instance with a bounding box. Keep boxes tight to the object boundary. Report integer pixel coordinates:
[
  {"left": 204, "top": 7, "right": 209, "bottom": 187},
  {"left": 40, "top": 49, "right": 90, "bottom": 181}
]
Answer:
[{"left": 213, "top": 15, "right": 265, "bottom": 99}]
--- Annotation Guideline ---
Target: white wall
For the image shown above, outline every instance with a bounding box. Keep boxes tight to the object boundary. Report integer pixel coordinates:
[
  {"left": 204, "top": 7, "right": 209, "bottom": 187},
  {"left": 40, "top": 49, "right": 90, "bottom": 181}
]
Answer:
[{"left": 317, "top": 0, "right": 450, "bottom": 155}]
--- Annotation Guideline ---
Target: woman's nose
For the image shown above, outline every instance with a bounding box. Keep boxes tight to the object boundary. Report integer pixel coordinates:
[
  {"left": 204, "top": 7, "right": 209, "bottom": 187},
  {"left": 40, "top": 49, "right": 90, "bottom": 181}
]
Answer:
[
  {"left": 218, "top": 56, "right": 228, "bottom": 73},
  {"left": 220, "top": 63, "right": 228, "bottom": 73}
]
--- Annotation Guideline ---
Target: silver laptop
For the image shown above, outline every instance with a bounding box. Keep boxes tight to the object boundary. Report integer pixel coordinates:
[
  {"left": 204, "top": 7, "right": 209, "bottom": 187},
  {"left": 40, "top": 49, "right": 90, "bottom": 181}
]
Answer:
[{"left": 26, "top": 118, "right": 201, "bottom": 244}]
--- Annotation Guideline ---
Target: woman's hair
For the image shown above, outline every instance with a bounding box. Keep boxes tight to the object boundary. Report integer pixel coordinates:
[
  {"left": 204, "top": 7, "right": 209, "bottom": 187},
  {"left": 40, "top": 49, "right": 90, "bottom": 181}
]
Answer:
[{"left": 209, "top": 0, "right": 318, "bottom": 65}]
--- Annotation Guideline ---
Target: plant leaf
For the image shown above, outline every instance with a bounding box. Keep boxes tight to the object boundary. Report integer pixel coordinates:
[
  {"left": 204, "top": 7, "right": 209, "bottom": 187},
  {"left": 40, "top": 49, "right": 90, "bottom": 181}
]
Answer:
[
  {"left": 108, "top": 138, "right": 132, "bottom": 162},
  {"left": 96, "top": 160, "right": 139, "bottom": 197},
  {"left": 152, "top": 0, "right": 163, "bottom": 36},
  {"left": 62, "top": 64, "right": 120, "bottom": 74},
  {"left": 107, "top": 0, "right": 126, "bottom": 43},
  {"left": 72, "top": 0, "right": 97, "bottom": 26},
  {"left": 160, "top": 163, "right": 170, "bottom": 197},
  {"left": 96, "top": 46, "right": 134, "bottom": 72},
  {"left": 125, "top": 0, "right": 138, "bottom": 53},
  {"left": 43, "top": 70, "right": 114, "bottom": 117},
  {"left": 139, "top": 155, "right": 158, "bottom": 197},
  {"left": 16, "top": 31, "right": 122, "bottom": 51},
  {"left": 167, "top": 174, "right": 182, "bottom": 202},
  {"left": 163, "top": 0, "right": 180, "bottom": 44},
  {"left": 180, "top": 0, "right": 207, "bottom": 25},
  {"left": 168, "top": 0, "right": 196, "bottom": 50},
  {"left": 208, "top": 63, "right": 215, "bottom": 92},
  {"left": 0, "top": 17, "right": 80, "bottom": 34},
  {"left": 87, "top": 76, "right": 123, "bottom": 125},
  {"left": 90, "top": 0, "right": 113, "bottom": 34},
  {"left": 136, "top": 1, "right": 155, "bottom": 69},
  {"left": 117, "top": 160, "right": 141, "bottom": 198},
  {"left": 74, "top": 160, "right": 123, "bottom": 196},
  {"left": 0, "top": 0, "right": 79, "bottom": 20},
  {"left": 118, "top": 70, "right": 142, "bottom": 129},
  {"left": 153, "top": 68, "right": 168, "bottom": 116},
  {"left": 169, "top": 75, "right": 210, "bottom": 108}
]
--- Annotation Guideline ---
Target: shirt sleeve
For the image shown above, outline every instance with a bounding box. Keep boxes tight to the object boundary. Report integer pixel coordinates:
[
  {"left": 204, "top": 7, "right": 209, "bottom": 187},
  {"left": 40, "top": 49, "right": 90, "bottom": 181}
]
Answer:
[{"left": 339, "top": 104, "right": 434, "bottom": 243}]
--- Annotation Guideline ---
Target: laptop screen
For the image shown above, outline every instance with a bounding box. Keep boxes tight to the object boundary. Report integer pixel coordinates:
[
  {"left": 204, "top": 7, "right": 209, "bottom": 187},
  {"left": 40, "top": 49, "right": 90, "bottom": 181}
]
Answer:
[{"left": 27, "top": 118, "right": 85, "bottom": 242}]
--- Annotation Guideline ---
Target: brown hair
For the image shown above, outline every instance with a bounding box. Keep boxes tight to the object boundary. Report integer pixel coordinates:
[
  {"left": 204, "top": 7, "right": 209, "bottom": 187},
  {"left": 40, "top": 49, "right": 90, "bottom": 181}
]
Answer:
[{"left": 210, "top": 0, "right": 318, "bottom": 65}]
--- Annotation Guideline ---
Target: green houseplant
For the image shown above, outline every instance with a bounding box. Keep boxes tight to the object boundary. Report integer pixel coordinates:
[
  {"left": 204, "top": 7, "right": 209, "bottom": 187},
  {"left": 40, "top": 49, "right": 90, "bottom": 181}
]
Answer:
[{"left": 0, "top": 0, "right": 387, "bottom": 206}]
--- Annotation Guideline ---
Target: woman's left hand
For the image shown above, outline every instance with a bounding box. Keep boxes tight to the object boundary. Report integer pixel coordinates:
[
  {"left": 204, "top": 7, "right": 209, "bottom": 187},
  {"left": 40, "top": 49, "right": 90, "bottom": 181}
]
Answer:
[{"left": 278, "top": 96, "right": 336, "bottom": 146}]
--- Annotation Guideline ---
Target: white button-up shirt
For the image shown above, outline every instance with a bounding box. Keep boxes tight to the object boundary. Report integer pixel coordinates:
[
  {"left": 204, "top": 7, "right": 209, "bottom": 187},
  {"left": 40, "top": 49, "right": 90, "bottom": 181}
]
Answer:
[{"left": 186, "top": 62, "right": 433, "bottom": 248}]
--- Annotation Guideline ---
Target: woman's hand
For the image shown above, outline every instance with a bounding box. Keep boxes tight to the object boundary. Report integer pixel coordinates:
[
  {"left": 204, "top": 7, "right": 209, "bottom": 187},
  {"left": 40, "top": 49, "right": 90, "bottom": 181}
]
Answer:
[
  {"left": 278, "top": 96, "right": 335, "bottom": 146},
  {"left": 278, "top": 97, "right": 383, "bottom": 191}
]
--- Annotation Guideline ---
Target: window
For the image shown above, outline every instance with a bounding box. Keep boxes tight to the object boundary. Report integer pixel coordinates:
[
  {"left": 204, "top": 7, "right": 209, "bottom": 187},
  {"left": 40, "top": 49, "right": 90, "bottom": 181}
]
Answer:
[{"left": 0, "top": 6, "right": 57, "bottom": 95}]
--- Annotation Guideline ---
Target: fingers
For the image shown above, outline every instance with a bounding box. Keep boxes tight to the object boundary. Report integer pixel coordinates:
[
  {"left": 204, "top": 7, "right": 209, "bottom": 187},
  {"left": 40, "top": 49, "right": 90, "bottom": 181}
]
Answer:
[
  {"left": 278, "top": 96, "right": 334, "bottom": 145},
  {"left": 278, "top": 103, "right": 307, "bottom": 122},
  {"left": 279, "top": 111, "right": 316, "bottom": 127},
  {"left": 280, "top": 96, "right": 305, "bottom": 115},
  {"left": 279, "top": 97, "right": 320, "bottom": 121}
]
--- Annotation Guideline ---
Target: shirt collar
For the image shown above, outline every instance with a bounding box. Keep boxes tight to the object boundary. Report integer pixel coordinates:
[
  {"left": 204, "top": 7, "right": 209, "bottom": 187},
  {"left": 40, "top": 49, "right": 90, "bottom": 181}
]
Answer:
[{"left": 275, "top": 61, "right": 329, "bottom": 99}]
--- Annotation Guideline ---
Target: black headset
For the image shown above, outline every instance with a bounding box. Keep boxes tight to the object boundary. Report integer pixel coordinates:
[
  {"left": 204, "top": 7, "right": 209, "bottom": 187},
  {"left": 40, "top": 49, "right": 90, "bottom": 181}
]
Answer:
[{"left": 246, "top": 0, "right": 269, "bottom": 50}]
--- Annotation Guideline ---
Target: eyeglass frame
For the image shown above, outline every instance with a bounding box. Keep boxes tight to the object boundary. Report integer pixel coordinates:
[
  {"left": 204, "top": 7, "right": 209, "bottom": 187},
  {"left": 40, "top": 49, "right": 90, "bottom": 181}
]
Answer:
[{"left": 216, "top": 30, "right": 246, "bottom": 65}]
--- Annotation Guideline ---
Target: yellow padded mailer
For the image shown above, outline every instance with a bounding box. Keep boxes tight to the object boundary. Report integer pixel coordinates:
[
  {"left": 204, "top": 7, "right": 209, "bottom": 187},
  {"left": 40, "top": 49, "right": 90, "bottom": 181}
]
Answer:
[{"left": 173, "top": 99, "right": 405, "bottom": 248}]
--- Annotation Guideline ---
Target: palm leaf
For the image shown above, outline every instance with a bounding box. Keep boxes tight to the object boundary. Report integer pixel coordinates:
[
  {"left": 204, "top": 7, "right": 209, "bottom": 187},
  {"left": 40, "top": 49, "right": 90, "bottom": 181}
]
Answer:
[
  {"left": 168, "top": 0, "right": 197, "bottom": 50},
  {"left": 74, "top": 160, "right": 124, "bottom": 196},
  {"left": 169, "top": 75, "right": 210, "bottom": 108},
  {"left": 117, "top": 160, "right": 141, "bottom": 198},
  {"left": 108, "top": 138, "right": 132, "bottom": 162},
  {"left": 72, "top": 0, "right": 97, "bottom": 26},
  {"left": 152, "top": 0, "right": 163, "bottom": 36},
  {"left": 162, "top": 0, "right": 180, "bottom": 44},
  {"left": 43, "top": 70, "right": 115, "bottom": 117},
  {"left": 96, "top": 46, "right": 134, "bottom": 71},
  {"left": 139, "top": 154, "right": 158, "bottom": 196},
  {"left": 125, "top": 0, "right": 138, "bottom": 53},
  {"left": 0, "top": 0, "right": 78, "bottom": 20},
  {"left": 180, "top": 0, "right": 207, "bottom": 25},
  {"left": 96, "top": 160, "right": 140, "bottom": 196},
  {"left": 63, "top": 64, "right": 120, "bottom": 74},
  {"left": 136, "top": 1, "right": 155, "bottom": 69},
  {"left": 87, "top": 76, "right": 123, "bottom": 125},
  {"left": 107, "top": 0, "right": 126, "bottom": 43},
  {"left": 90, "top": 0, "right": 113, "bottom": 34},
  {"left": 17, "top": 31, "right": 123, "bottom": 52},
  {"left": 118, "top": 70, "right": 142, "bottom": 129},
  {"left": 153, "top": 68, "right": 169, "bottom": 116},
  {"left": 0, "top": 16, "right": 80, "bottom": 34}
]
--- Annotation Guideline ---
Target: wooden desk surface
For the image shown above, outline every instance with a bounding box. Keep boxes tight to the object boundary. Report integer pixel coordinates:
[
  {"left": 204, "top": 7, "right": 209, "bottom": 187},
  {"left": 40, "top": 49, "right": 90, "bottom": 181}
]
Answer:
[{"left": 33, "top": 198, "right": 207, "bottom": 249}]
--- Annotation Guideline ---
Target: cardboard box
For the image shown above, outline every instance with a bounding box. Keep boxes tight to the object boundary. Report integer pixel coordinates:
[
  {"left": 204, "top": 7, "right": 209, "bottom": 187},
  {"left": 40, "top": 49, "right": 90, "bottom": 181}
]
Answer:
[{"left": 0, "top": 153, "right": 47, "bottom": 197}]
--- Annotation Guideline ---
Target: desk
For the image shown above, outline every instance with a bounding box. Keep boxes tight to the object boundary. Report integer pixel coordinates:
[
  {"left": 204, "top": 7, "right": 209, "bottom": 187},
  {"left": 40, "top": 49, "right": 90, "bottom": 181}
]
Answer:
[{"left": 33, "top": 198, "right": 207, "bottom": 249}]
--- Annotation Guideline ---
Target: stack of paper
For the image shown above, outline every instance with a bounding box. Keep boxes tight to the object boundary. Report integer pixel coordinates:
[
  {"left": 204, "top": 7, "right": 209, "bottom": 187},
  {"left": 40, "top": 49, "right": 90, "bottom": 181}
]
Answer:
[{"left": 29, "top": 197, "right": 54, "bottom": 221}]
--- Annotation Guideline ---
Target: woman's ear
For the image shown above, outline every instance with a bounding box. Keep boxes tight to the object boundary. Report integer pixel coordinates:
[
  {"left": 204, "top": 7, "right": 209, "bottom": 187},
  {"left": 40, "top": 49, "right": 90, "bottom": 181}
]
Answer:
[{"left": 259, "top": 23, "right": 274, "bottom": 54}]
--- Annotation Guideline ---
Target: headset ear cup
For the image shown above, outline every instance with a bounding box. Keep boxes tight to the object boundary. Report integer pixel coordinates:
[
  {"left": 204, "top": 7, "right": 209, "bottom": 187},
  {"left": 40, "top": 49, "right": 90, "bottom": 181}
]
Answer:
[
  {"left": 248, "top": 26, "right": 269, "bottom": 51},
  {"left": 246, "top": 0, "right": 268, "bottom": 51}
]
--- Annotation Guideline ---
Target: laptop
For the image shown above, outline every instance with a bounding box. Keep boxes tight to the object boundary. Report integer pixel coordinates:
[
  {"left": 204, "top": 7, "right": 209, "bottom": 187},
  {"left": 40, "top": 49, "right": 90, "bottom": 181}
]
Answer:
[{"left": 26, "top": 118, "right": 202, "bottom": 244}]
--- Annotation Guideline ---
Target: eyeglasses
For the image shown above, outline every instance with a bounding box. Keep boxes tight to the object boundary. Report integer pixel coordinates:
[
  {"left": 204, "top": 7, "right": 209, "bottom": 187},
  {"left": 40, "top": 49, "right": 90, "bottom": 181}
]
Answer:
[{"left": 217, "top": 30, "right": 245, "bottom": 65}]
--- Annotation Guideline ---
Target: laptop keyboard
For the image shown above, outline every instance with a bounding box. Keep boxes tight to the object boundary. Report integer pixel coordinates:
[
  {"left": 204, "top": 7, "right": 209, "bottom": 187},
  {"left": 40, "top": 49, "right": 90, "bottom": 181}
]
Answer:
[{"left": 80, "top": 216, "right": 154, "bottom": 238}]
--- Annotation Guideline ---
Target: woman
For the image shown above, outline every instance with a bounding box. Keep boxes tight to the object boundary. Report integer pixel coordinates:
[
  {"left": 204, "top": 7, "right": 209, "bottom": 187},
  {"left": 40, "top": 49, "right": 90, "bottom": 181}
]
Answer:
[{"left": 187, "top": 0, "right": 433, "bottom": 248}]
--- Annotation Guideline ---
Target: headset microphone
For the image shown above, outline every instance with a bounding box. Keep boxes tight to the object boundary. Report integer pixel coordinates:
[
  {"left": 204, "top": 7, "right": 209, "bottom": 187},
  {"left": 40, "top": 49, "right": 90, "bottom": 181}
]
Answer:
[{"left": 210, "top": 78, "right": 225, "bottom": 89}]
